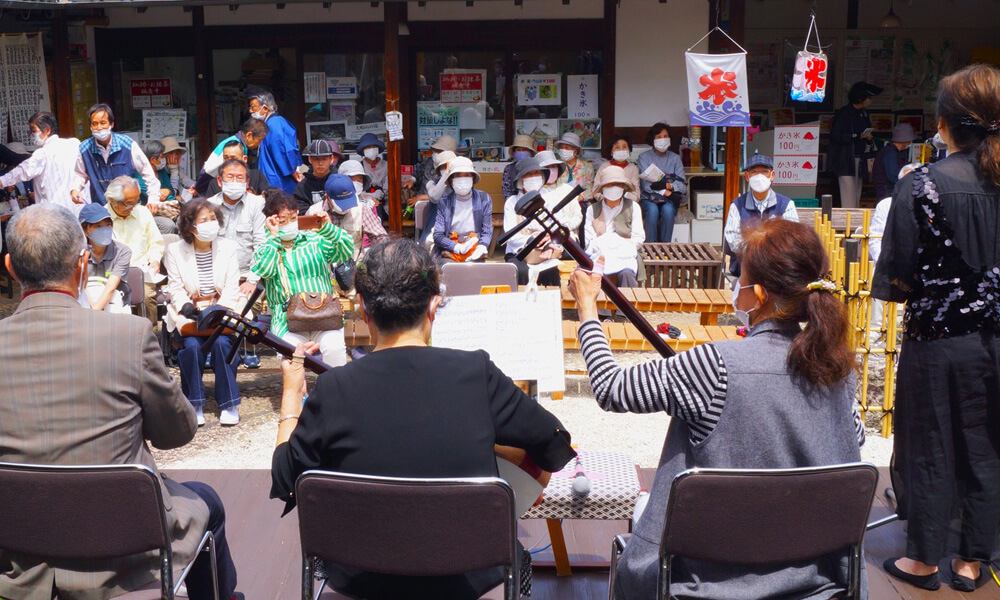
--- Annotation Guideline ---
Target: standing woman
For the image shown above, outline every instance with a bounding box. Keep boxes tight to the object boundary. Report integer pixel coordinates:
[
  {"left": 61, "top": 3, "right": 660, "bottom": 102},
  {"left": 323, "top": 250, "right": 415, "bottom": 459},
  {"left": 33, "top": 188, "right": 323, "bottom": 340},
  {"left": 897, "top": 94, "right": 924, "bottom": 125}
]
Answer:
[
  {"left": 164, "top": 199, "right": 244, "bottom": 426},
  {"left": 829, "top": 82, "right": 879, "bottom": 208},
  {"left": 636, "top": 123, "right": 686, "bottom": 243},
  {"left": 873, "top": 64, "right": 1000, "bottom": 592}
]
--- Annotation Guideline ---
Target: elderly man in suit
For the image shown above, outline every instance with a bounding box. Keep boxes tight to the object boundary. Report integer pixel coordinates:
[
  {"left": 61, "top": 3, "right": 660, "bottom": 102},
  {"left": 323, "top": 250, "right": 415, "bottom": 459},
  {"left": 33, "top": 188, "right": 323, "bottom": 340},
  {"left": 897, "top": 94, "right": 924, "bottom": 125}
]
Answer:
[{"left": 0, "top": 204, "right": 239, "bottom": 600}]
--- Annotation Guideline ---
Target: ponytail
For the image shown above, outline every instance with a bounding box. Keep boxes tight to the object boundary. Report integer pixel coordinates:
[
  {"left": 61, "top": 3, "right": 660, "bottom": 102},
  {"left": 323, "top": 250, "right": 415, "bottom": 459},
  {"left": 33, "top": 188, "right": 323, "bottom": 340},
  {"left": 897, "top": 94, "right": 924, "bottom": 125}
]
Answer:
[
  {"left": 937, "top": 64, "right": 1000, "bottom": 188},
  {"left": 978, "top": 131, "right": 1000, "bottom": 189},
  {"left": 741, "top": 219, "right": 855, "bottom": 388}
]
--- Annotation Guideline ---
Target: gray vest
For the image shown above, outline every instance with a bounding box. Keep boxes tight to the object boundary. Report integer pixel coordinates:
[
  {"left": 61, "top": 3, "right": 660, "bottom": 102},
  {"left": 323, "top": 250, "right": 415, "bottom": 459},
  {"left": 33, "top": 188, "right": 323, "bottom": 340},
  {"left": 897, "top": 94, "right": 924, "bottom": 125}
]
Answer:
[{"left": 614, "top": 320, "right": 863, "bottom": 600}]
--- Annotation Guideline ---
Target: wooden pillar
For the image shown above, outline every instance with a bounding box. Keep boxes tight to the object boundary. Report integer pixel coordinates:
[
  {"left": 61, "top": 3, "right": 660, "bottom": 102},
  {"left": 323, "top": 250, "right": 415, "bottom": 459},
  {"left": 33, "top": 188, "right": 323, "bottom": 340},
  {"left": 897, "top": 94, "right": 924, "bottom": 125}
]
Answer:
[
  {"left": 192, "top": 7, "right": 215, "bottom": 161},
  {"left": 847, "top": 0, "right": 860, "bottom": 29},
  {"left": 713, "top": 0, "right": 746, "bottom": 226},
  {"left": 51, "top": 14, "right": 73, "bottom": 137},
  {"left": 601, "top": 0, "right": 617, "bottom": 137},
  {"left": 503, "top": 50, "right": 514, "bottom": 147},
  {"left": 723, "top": 127, "right": 741, "bottom": 221},
  {"left": 384, "top": 2, "right": 403, "bottom": 233}
]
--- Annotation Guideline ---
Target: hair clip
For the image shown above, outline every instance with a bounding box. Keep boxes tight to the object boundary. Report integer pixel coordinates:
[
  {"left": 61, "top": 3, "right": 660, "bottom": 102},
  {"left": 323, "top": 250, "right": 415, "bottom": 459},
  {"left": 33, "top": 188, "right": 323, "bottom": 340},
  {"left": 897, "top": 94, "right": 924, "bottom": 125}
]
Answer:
[{"left": 806, "top": 279, "right": 838, "bottom": 293}]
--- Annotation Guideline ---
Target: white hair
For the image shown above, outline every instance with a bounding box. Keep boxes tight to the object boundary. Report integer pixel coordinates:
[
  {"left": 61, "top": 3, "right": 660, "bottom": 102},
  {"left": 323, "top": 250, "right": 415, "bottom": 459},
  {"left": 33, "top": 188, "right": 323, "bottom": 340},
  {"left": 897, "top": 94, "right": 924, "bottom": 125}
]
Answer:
[
  {"left": 6, "top": 204, "right": 86, "bottom": 293},
  {"left": 250, "top": 90, "right": 278, "bottom": 113},
  {"left": 105, "top": 176, "right": 140, "bottom": 203}
]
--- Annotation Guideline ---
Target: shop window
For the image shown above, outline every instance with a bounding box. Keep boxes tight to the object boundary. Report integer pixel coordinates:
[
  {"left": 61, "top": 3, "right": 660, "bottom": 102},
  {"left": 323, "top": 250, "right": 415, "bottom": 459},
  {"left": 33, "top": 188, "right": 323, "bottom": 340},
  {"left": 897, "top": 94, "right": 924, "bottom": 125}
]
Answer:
[
  {"left": 212, "top": 48, "right": 300, "bottom": 144},
  {"left": 301, "top": 53, "right": 385, "bottom": 154}
]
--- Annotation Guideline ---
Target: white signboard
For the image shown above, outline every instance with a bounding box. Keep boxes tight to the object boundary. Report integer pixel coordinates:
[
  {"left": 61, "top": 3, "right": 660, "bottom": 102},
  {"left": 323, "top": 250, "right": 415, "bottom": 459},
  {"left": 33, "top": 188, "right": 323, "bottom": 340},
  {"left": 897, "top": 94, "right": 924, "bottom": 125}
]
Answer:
[
  {"left": 773, "top": 123, "right": 820, "bottom": 185},
  {"left": 566, "top": 74, "right": 598, "bottom": 119},
  {"left": 345, "top": 121, "right": 385, "bottom": 140},
  {"left": 516, "top": 73, "right": 561, "bottom": 106},
  {"left": 326, "top": 76, "right": 358, "bottom": 99},
  {"left": 142, "top": 109, "right": 187, "bottom": 141},
  {"left": 432, "top": 290, "right": 565, "bottom": 393},
  {"left": 304, "top": 72, "right": 326, "bottom": 103}
]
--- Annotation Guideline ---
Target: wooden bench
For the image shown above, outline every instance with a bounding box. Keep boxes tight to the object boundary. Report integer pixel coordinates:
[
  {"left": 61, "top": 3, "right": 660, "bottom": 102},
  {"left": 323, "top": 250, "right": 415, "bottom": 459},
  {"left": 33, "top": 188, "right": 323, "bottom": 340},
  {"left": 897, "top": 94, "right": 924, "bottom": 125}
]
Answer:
[
  {"left": 641, "top": 243, "right": 724, "bottom": 289},
  {"left": 550, "top": 286, "right": 732, "bottom": 325},
  {"left": 562, "top": 320, "right": 742, "bottom": 353}
]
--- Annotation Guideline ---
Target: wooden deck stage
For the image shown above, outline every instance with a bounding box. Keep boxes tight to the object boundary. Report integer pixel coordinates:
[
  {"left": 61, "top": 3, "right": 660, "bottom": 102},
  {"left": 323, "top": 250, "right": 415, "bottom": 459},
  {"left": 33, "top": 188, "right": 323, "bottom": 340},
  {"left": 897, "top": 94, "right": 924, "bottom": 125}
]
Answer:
[{"left": 164, "top": 468, "right": 1000, "bottom": 600}]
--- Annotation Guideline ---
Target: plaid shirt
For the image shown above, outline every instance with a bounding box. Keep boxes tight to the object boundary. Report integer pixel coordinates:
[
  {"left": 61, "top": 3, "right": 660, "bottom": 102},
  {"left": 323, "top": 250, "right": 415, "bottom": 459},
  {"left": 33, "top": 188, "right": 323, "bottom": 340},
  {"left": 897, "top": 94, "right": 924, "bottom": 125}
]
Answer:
[{"left": 251, "top": 222, "right": 354, "bottom": 336}]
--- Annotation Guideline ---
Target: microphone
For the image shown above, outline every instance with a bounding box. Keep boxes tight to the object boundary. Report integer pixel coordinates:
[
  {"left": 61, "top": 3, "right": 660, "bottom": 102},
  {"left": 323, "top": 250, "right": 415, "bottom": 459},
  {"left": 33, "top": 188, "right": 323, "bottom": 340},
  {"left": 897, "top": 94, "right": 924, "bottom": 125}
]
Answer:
[{"left": 570, "top": 457, "right": 591, "bottom": 498}]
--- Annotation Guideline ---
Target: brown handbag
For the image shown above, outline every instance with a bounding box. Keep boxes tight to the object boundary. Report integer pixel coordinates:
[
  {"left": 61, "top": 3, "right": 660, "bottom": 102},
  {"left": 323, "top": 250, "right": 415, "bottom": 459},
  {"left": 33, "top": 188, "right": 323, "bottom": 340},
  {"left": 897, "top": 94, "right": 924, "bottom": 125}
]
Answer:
[{"left": 278, "top": 254, "right": 344, "bottom": 333}]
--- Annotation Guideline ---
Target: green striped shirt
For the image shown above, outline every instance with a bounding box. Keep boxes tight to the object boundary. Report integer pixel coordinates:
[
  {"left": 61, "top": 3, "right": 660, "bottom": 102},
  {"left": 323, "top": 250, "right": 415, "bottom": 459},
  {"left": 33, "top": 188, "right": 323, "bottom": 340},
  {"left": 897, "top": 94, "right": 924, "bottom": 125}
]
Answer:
[{"left": 252, "top": 222, "right": 354, "bottom": 336}]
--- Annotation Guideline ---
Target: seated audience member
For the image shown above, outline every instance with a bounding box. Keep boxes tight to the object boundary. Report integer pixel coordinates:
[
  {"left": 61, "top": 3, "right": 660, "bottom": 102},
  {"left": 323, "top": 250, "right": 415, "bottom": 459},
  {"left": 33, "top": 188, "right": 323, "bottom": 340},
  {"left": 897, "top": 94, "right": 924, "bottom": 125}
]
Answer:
[
  {"left": 415, "top": 150, "right": 455, "bottom": 246},
  {"left": 308, "top": 172, "right": 386, "bottom": 257},
  {"left": 637, "top": 122, "right": 687, "bottom": 243},
  {"left": 338, "top": 159, "right": 387, "bottom": 251},
  {"left": 570, "top": 218, "right": 865, "bottom": 600},
  {"left": 556, "top": 132, "right": 595, "bottom": 203},
  {"left": 294, "top": 139, "right": 341, "bottom": 215},
  {"left": 536, "top": 149, "right": 571, "bottom": 191},
  {"left": 79, "top": 202, "right": 132, "bottom": 313},
  {"left": 502, "top": 134, "right": 537, "bottom": 199},
  {"left": 161, "top": 136, "right": 195, "bottom": 196},
  {"left": 413, "top": 134, "right": 457, "bottom": 195},
  {"left": 202, "top": 139, "right": 270, "bottom": 198},
  {"left": 357, "top": 133, "right": 387, "bottom": 209},
  {"left": 141, "top": 139, "right": 182, "bottom": 235},
  {"left": 595, "top": 134, "right": 640, "bottom": 200},
  {"left": 0, "top": 204, "right": 239, "bottom": 600},
  {"left": 870, "top": 123, "right": 915, "bottom": 200},
  {"left": 432, "top": 156, "right": 493, "bottom": 263},
  {"left": 105, "top": 175, "right": 164, "bottom": 324},
  {"left": 503, "top": 156, "right": 579, "bottom": 286},
  {"left": 209, "top": 159, "right": 267, "bottom": 298},
  {"left": 164, "top": 199, "right": 244, "bottom": 426},
  {"left": 583, "top": 166, "right": 645, "bottom": 288},
  {"left": 196, "top": 118, "right": 270, "bottom": 195},
  {"left": 723, "top": 154, "right": 799, "bottom": 276},
  {"left": 252, "top": 189, "right": 354, "bottom": 366},
  {"left": 270, "top": 236, "right": 576, "bottom": 600}
]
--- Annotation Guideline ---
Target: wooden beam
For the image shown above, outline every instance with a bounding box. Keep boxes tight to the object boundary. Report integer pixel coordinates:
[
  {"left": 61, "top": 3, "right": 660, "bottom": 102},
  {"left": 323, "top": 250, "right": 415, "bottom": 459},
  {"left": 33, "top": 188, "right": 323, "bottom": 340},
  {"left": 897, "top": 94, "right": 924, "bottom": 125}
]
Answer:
[
  {"left": 192, "top": 7, "right": 215, "bottom": 161},
  {"left": 384, "top": 2, "right": 403, "bottom": 233},
  {"left": 847, "top": 0, "right": 859, "bottom": 29},
  {"left": 51, "top": 13, "right": 73, "bottom": 138},
  {"left": 601, "top": 0, "right": 616, "bottom": 138}
]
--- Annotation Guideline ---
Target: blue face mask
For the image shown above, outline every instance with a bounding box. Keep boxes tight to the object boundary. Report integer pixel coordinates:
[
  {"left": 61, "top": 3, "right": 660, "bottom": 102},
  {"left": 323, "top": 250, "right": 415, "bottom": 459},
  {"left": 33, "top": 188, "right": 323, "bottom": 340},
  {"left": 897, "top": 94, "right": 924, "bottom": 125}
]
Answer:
[{"left": 513, "top": 151, "right": 531, "bottom": 161}]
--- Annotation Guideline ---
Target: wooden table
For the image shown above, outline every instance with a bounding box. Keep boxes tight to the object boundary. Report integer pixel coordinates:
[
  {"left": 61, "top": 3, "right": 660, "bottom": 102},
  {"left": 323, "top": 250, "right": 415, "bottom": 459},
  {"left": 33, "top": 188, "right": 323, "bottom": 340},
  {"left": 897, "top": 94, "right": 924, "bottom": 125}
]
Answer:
[{"left": 641, "top": 243, "right": 723, "bottom": 290}]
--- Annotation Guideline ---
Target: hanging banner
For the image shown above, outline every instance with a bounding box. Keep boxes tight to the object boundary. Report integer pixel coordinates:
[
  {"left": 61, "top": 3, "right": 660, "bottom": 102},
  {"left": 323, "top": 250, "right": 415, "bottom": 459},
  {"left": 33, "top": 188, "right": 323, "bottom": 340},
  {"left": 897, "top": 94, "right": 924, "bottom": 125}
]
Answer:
[
  {"left": 566, "top": 74, "right": 598, "bottom": 119},
  {"left": 516, "top": 74, "right": 561, "bottom": 106},
  {"left": 773, "top": 123, "right": 820, "bottom": 185},
  {"left": 790, "top": 15, "right": 828, "bottom": 103},
  {"left": 685, "top": 53, "right": 750, "bottom": 127},
  {"left": 416, "top": 102, "right": 459, "bottom": 150},
  {"left": 440, "top": 69, "right": 486, "bottom": 104}
]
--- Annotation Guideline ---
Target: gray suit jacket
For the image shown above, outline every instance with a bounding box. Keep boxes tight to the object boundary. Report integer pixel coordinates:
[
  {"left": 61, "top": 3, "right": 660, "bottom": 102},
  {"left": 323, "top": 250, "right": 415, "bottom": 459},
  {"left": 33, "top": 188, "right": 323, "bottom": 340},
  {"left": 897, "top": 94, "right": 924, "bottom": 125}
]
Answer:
[{"left": 0, "top": 292, "right": 208, "bottom": 600}]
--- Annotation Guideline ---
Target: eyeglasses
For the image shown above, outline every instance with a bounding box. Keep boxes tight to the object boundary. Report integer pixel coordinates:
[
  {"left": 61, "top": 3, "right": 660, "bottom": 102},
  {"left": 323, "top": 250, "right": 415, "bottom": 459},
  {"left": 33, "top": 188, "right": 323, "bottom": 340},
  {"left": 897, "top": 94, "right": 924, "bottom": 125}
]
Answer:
[
  {"left": 112, "top": 199, "right": 139, "bottom": 209},
  {"left": 220, "top": 174, "right": 248, "bottom": 183}
]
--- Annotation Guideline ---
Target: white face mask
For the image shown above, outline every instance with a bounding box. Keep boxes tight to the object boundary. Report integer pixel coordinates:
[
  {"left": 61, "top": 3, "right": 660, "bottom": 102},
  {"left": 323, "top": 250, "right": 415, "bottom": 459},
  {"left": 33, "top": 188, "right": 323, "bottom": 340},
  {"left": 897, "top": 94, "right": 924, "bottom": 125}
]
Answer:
[
  {"left": 222, "top": 181, "right": 247, "bottom": 200},
  {"left": 452, "top": 176, "right": 474, "bottom": 196},
  {"left": 653, "top": 138, "right": 670, "bottom": 152},
  {"left": 250, "top": 109, "right": 267, "bottom": 121},
  {"left": 612, "top": 150, "right": 630, "bottom": 162},
  {"left": 363, "top": 147, "right": 380, "bottom": 161},
  {"left": 558, "top": 148, "right": 576, "bottom": 162},
  {"left": 91, "top": 128, "right": 112, "bottom": 142},
  {"left": 731, "top": 282, "right": 760, "bottom": 327},
  {"left": 279, "top": 221, "right": 299, "bottom": 241},
  {"left": 195, "top": 220, "right": 220, "bottom": 243},
  {"left": 31, "top": 132, "right": 45, "bottom": 146},
  {"left": 522, "top": 175, "right": 544, "bottom": 193},
  {"left": 748, "top": 173, "right": 772, "bottom": 194},
  {"left": 602, "top": 185, "right": 625, "bottom": 201},
  {"left": 353, "top": 180, "right": 365, "bottom": 194}
]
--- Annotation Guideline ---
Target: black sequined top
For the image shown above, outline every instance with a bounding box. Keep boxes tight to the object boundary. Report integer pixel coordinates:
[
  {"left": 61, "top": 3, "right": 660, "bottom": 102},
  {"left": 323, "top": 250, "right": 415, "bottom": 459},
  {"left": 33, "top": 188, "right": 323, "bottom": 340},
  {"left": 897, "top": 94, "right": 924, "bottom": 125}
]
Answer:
[{"left": 872, "top": 152, "right": 1000, "bottom": 341}]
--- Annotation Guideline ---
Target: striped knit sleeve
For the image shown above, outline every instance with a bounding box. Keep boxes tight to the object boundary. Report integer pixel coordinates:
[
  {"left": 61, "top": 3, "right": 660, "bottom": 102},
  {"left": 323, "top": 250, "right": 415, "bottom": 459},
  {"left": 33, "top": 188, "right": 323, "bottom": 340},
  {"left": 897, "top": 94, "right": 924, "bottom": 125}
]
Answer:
[
  {"left": 578, "top": 320, "right": 728, "bottom": 443},
  {"left": 853, "top": 407, "right": 866, "bottom": 448},
  {"left": 315, "top": 221, "right": 355, "bottom": 264}
]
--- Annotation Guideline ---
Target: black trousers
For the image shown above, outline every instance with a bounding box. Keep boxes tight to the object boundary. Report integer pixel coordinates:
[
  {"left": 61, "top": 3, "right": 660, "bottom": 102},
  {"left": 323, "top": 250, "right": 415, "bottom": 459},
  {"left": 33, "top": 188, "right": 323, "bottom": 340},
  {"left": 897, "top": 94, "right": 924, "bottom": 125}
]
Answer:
[
  {"left": 894, "top": 330, "right": 1000, "bottom": 564},
  {"left": 504, "top": 254, "right": 561, "bottom": 286},
  {"left": 182, "top": 481, "right": 239, "bottom": 600}
]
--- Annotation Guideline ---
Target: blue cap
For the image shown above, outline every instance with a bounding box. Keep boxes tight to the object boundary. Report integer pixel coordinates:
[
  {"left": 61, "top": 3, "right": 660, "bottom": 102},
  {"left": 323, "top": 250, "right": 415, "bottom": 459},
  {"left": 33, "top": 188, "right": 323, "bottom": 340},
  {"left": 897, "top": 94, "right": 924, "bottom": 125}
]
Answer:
[
  {"left": 78, "top": 203, "right": 112, "bottom": 224},
  {"left": 743, "top": 153, "right": 774, "bottom": 171},
  {"left": 324, "top": 174, "right": 359, "bottom": 211},
  {"left": 357, "top": 132, "right": 385, "bottom": 153}
]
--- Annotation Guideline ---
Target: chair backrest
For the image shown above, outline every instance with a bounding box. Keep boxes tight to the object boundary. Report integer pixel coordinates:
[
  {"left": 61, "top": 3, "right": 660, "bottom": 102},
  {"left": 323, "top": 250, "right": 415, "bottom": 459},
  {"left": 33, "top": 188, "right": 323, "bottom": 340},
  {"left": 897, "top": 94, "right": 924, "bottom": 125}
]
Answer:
[
  {"left": 441, "top": 262, "right": 518, "bottom": 296},
  {"left": 414, "top": 200, "right": 430, "bottom": 231},
  {"left": 162, "top": 233, "right": 181, "bottom": 254},
  {"left": 126, "top": 266, "right": 146, "bottom": 305},
  {"left": 661, "top": 463, "right": 878, "bottom": 566},
  {"left": 295, "top": 471, "right": 518, "bottom": 577},
  {"left": 0, "top": 462, "right": 169, "bottom": 560}
]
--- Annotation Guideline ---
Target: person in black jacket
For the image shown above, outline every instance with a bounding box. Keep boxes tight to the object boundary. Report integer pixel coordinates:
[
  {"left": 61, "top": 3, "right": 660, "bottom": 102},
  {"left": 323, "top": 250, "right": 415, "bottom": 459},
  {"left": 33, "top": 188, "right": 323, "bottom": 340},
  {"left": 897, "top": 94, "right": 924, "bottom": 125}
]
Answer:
[
  {"left": 293, "top": 139, "right": 341, "bottom": 214},
  {"left": 270, "top": 236, "right": 575, "bottom": 600},
  {"left": 870, "top": 123, "right": 915, "bottom": 199},
  {"left": 829, "top": 81, "right": 880, "bottom": 207}
]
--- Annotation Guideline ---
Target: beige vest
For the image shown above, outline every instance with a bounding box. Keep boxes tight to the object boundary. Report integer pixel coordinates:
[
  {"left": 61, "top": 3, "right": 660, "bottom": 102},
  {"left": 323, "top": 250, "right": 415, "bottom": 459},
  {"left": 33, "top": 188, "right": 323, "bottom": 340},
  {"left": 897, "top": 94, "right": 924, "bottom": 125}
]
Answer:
[{"left": 591, "top": 197, "right": 633, "bottom": 239}]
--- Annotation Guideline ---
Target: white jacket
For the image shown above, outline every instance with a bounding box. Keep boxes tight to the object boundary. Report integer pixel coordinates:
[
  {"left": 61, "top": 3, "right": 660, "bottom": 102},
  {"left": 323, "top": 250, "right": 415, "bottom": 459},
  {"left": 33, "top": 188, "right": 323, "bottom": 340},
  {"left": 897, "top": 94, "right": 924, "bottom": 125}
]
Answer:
[{"left": 163, "top": 237, "right": 243, "bottom": 332}]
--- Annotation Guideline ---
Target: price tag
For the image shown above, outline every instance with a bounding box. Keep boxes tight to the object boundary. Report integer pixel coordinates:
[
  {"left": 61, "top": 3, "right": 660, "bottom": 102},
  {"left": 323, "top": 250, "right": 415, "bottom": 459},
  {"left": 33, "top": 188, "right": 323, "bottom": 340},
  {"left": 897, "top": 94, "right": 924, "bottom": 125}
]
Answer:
[{"left": 386, "top": 111, "right": 404, "bottom": 142}]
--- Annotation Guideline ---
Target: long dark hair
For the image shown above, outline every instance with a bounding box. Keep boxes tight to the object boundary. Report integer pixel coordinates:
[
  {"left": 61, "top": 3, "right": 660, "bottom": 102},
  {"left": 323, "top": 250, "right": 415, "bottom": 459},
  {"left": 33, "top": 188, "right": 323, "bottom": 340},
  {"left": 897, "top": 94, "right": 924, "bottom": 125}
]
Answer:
[
  {"left": 741, "top": 219, "right": 854, "bottom": 387},
  {"left": 937, "top": 64, "right": 1000, "bottom": 187}
]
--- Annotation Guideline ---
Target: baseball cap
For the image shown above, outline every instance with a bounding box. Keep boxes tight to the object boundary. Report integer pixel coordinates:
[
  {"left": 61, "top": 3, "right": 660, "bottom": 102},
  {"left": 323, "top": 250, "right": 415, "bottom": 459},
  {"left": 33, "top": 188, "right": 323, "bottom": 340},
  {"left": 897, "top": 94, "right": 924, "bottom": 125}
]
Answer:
[
  {"left": 302, "top": 139, "right": 342, "bottom": 157},
  {"left": 79, "top": 202, "right": 112, "bottom": 224},
  {"left": 743, "top": 153, "right": 774, "bottom": 171},
  {"left": 324, "top": 173, "right": 358, "bottom": 211}
]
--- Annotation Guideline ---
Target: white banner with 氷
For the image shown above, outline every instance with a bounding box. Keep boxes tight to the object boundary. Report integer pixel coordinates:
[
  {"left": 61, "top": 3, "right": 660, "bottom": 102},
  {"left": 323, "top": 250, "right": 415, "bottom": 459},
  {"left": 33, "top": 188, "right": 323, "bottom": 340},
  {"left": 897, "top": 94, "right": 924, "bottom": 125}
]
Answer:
[
  {"left": 685, "top": 52, "right": 750, "bottom": 128},
  {"left": 566, "top": 74, "right": 598, "bottom": 119}
]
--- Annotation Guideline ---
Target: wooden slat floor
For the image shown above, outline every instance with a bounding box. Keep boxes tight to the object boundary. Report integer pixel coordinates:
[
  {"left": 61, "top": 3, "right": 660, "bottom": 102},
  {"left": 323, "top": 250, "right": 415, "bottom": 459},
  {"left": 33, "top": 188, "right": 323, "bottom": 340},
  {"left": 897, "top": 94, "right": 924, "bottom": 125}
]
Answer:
[{"left": 164, "top": 468, "right": 1000, "bottom": 600}]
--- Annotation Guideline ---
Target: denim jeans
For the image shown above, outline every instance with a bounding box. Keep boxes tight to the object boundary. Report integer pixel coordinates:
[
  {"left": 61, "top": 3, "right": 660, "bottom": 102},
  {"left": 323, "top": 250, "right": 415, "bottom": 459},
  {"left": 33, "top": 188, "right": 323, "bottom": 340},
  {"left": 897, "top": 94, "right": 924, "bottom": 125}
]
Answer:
[
  {"left": 640, "top": 200, "right": 677, "bottom": 243},
  {"left": 181, "top": 481, "right": 238, "bottom": 600},
  {"left": 176, "top": 334, "right": 241, "bottom": 410}
]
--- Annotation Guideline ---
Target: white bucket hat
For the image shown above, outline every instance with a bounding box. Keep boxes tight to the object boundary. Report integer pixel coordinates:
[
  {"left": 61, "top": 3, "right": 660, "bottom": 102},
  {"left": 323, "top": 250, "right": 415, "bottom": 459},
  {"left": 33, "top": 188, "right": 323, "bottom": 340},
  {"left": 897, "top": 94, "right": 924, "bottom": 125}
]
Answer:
[
  {"left": 446, "top": 156, "right": 481, "bottom": 184},
  {"left": 595, "top": 165, "right": 636, "bottom": 194},
  {"left": 337, "top": 159, "right": 371, "bottom": 188}
]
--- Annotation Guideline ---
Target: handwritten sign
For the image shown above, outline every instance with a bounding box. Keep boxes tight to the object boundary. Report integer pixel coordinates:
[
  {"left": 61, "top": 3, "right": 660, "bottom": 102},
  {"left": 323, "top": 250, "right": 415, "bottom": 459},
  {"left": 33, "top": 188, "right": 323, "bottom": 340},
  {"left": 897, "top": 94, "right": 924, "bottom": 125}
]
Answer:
[
  {"left": 440, "top": 69, "right": 485, "bottom": 103},
  {"left": 566, "top": 74, "right": 598, "bottom": 119},
  {"left": 432, "top": 290, "right": 565, "bottom": 392},
  {"left": 304, "top": 72, "right": 326, "bottom": 103},
  {"left": 416, "top": 102, "right": 459, "bottom": 150},
  {"left": 773, "top": 123, "right": 820, "bottom": 185},
  {"left": 130, "top": 78, "right": 171, "bottom": 109}
]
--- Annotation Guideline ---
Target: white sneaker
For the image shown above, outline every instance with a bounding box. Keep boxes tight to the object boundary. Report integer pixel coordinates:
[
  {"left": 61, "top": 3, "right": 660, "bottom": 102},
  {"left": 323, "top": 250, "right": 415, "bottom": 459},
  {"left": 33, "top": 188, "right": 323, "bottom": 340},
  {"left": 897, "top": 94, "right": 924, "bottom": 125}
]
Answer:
[
  {"left": 195, "top": 407, "right": 205, "bottom": 427},
  {"left": 220, "top": 407, "right": 240, "bottom": 426}
]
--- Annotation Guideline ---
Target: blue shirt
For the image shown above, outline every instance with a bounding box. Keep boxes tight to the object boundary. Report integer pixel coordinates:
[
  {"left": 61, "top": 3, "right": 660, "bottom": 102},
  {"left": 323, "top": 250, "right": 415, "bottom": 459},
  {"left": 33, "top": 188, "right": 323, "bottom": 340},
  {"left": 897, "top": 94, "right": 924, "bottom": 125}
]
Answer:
[
  {"left": 258, "top": 115, "right": 302, "bottom": 194},
  {"left": 636, "top": 149, "right": 687, "bottom": 204}
]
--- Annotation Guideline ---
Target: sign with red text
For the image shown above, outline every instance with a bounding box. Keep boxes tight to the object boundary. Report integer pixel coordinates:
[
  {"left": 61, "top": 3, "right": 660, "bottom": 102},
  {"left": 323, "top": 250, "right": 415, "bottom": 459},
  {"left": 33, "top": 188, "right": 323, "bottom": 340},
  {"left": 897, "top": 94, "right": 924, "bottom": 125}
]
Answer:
[
  {"left": 130, "top": 78, "right": 171, "bottom": 109},
  {"left": 773, "top": 124, "right": 820, "bottom": 185},
  {"left": 440, "top": 70, "right": 485, "bottom": 104}
]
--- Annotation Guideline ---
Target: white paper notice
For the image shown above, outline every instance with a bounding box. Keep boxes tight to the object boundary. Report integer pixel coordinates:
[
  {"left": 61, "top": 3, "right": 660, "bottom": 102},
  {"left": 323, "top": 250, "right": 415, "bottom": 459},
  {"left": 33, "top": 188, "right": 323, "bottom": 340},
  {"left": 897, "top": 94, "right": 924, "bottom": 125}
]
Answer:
[
  {"left": 431, "top": 290, "right": 565, "bottom": 393},
  {"left": 639, "top": 162, "right": 665, "bottom": 182}
]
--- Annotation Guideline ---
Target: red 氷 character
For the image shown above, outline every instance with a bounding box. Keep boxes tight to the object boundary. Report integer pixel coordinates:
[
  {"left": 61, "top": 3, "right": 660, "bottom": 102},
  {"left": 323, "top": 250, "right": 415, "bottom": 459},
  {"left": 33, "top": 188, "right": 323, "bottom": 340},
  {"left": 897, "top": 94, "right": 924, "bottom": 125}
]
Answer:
[
  {"left": 698, "top": 68, "right": 739, "bottom": 105},
  {"left": 804, "top": 57, "right": 827, "bottom": 93}
]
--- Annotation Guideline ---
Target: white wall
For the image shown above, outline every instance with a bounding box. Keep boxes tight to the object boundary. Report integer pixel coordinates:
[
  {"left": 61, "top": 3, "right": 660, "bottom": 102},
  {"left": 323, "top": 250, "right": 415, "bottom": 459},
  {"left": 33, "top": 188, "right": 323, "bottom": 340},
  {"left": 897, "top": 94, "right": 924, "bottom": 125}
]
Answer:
[{"left": 615, "top": 0, "right": 708, "bottom": 127}]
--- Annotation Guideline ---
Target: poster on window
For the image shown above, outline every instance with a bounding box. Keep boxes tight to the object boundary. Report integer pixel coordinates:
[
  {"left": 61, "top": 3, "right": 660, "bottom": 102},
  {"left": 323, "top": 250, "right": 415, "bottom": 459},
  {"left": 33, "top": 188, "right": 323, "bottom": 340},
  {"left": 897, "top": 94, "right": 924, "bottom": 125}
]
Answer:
[
  {"left": 142, "top": 109, "right": 186, "bottom": 141},
  {"left": 130, "top": 79, "right": 172, "bottom": 109},
  {"left": 773, "top": 124, "right": 820, "bottom": 185},
  {"left": 326, "top": 76, "right": 358, "bottom": 100},
  {"left": 516, "top": 74, "right": 561, "bottom": 106},
  {"left": 417, "top": 102, "right": 459, "bottom": 150},
  {"left": 304, "top": 72, "right": 326, "bottom": 103},
  {"left": 0, "top": 34, "right": 51, "bottom": 145},
  {"left": 685, "top": 52, "right": 750, "bottom": 127},
  {"left": 559, "top": 119, "right": 601, "bottom": 149},
  {"left": 440, "top": 70, "right": 486, "bottom": 104},
  {"left": 566, "top": 75, "right": 598, "bottom": 119}
]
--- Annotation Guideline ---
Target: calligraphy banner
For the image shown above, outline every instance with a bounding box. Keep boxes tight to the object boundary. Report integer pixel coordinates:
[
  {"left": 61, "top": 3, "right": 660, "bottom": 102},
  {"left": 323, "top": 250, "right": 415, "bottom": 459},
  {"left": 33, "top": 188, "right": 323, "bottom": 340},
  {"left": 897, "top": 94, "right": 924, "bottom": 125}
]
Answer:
[
  {"left": 1, "top": 34, "right": 51, "bottom": 145},
  {"left": 685, "top": 52, "right": 750, "bottom": 127}
]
